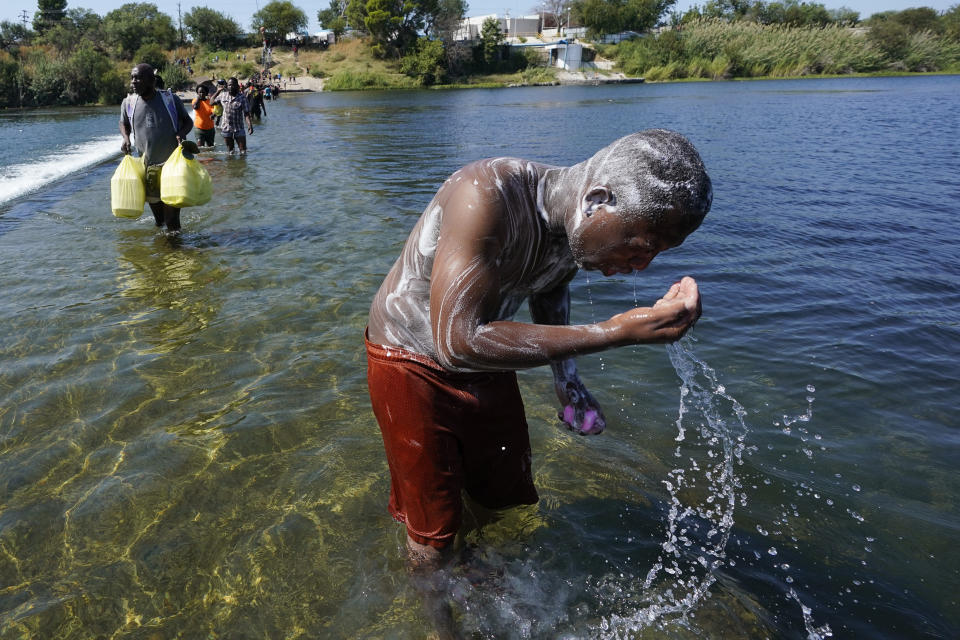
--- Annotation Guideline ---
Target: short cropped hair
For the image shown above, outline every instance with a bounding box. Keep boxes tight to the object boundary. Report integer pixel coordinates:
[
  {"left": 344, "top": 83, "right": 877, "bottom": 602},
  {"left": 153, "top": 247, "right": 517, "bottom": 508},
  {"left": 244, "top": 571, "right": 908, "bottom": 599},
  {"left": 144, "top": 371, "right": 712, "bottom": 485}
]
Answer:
[
  {"left": 133, "top": 62, "right": 155, "bottom": 76},
  {"left": 588, "top": 129, "right": 712, "bottom": 232}
]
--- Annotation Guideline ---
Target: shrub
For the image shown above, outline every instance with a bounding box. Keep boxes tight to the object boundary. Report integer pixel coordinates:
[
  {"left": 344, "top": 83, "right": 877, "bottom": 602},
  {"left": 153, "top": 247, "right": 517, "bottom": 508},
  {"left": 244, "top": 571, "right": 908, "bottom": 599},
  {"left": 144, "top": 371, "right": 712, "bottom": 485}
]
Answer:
[
  {"left": 607, "top": 19, "right": 889, "bottom": 79},
  {"left": 28, "top": 53, "right": 66, "bottom": 104},
  {"left": 134, "top": 42, "right": 168, "bottom": 70},
  {"left": 324, "top": 69, "right": 392, "bottom": 90},
  {"left": 0, "top": 53, "right": 25, "bottom": 107},
  {"left": 232, "top": 61, "right": 257, "bottom": 78},
  {"left": 163, "top": 63, "right": 190, "bottom": 89},
  {"left": 400, "top": 37, "right": 447, "bottom": 85},
  {"left": 518, "top": 66, "right": 556, "bottom": 84},
  {"left": 98, "top": 67, "right": 128, "bottom": 103},
  {"left": 61, "top": 47, "right": 113, "bottom": 103}
]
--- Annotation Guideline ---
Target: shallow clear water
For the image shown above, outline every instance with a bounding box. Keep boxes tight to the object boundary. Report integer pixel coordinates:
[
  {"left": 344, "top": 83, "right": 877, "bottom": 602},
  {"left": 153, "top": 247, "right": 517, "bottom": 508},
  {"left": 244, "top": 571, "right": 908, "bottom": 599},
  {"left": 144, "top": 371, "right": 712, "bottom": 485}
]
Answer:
[{"left": 1, "top": 77, "right": 958, "bottom": 639}]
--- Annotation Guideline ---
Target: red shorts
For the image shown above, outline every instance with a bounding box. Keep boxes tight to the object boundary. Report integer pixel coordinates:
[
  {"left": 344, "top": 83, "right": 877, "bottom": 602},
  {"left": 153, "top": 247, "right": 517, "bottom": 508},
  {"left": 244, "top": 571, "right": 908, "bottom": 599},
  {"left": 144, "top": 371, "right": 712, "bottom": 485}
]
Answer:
[{"left": 365, "top": 331, "right": 539, "bottom": 549}]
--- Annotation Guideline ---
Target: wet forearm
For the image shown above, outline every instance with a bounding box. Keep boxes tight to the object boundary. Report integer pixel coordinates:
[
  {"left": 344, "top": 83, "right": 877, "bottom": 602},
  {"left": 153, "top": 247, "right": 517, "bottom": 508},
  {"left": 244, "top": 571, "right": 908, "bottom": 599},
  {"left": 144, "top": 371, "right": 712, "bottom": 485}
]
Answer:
[{"left": 436, "top": 318, "right": 623, "bottom": 372}]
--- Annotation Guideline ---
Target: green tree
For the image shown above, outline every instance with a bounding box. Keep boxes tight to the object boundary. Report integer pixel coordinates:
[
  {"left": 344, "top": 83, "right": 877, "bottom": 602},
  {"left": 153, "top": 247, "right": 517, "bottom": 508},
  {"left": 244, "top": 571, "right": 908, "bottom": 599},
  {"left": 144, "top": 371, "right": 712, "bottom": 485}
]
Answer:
[
  {"left": 890, "top": 7, "right": 942, "bottom": 33},
  {"left": 572, "top": 0, "right": 675, "bottom": 37},
  {"left": 33, "top": 0, "right": 67, "bottom": 34},
  {"left": 0, "top": 52, "right": 25, "bottom": 107},
  {"left": 866, "top": 7, "right": 945, "bottom": 63},
  {"left": 36, "top": 8, "right": 104, "bottom": 53},
  {"left": 327, "top": 16, "right": 348, "bottom": 39},
  {"left": 400, "top": 36, "right": 446, "bottom": 83},
  {"left": 700, "top": 0, "right": 750, "bottom": 20},
  {"left": 1, "top": 21, "right": 34, "bottom": 51},
  {"left": 828, "top": 6, "right": 859, "bottom": 26},
  {"left": 346, "top": 0, "right": 368, "bottom": 31},
  {"left": 480, "top": 16, "right": 502, "bottom": 66},
  {"left": 103, "top": 3, "right": 177, "bottom": 60},
  {"left": 134, "top": 42, "right": 167, "bottom": 70},
  {"left": 318, "top": 0, "right": 348, "bottom": 27},
  {"left": 183, "top": 7, "right": 241, "bottom": 49},
  {"left": 251, "top": 1, "right": 309, "bottom": 42},
  {"left": 364, "top": 0, "right": 404, "bottom": 56},
  {"left": 425, "top": 0, "right": 466, "bottom": 41},
  {"left": 943, "top": 4, "right": 960, "bottom": 41},
  {"left": 61, "top": 46, "right": 113, "bottom": 103},
  {"left": 350, "top": 0, "right": 460, "bottom": 58},
  {"left": 782, "top": 0, "right": 830, "bottom": 27}
]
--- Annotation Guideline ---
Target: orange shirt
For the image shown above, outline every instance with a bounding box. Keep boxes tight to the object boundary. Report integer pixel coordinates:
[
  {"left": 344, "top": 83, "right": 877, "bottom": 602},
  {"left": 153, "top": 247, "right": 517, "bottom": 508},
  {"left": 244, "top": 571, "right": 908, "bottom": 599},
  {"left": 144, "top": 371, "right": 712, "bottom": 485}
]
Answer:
[{"left": 192, "top": 97, "right": 215, "bottom": 130}]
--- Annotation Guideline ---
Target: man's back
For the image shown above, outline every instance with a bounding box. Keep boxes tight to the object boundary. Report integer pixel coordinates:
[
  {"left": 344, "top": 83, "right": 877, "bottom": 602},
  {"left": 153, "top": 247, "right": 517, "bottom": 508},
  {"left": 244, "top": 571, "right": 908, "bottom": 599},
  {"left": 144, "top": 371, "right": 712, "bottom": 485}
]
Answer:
[{"left": 368, "top": 157, "right": 577, "bottom": 365}]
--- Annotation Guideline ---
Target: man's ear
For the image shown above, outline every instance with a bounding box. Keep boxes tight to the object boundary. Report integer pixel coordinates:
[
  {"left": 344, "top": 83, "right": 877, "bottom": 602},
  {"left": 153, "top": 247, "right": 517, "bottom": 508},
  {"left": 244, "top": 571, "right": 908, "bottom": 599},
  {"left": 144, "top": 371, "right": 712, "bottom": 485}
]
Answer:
[{"left": 582, "top": 186, "right": 615, "bottom": 217}]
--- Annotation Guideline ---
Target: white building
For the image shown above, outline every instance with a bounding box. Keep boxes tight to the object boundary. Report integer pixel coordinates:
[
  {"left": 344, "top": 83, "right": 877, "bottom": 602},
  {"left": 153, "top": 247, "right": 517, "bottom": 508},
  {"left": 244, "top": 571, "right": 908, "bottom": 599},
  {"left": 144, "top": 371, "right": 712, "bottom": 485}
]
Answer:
[
  {"left": 544, "top": 41, "right": 583, "bottom": 70},
  {"left": 454, "top": 14, "right": 542, "bottom": 41}
]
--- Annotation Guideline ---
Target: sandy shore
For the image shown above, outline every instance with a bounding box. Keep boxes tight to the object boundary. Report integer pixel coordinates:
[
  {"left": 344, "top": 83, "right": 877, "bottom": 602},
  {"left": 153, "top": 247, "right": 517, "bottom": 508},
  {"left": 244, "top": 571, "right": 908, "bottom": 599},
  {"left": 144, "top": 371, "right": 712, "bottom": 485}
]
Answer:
[
  {"left": 175, "top": 74, "right": 325, "bottom": 101},
  {"left": 172, "top": 70, "right": 639, "bottom": 100}
]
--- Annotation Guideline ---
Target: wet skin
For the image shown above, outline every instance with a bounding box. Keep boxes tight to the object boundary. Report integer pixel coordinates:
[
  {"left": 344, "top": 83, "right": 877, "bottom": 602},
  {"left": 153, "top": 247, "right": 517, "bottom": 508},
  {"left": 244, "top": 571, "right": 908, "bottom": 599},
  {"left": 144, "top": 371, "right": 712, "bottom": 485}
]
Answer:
[
  {"left": 368, "top": 157, "right": 702, "bottom": 438},
  {"left": 367, "top": 132, "right": 708, "bottom": 581}
]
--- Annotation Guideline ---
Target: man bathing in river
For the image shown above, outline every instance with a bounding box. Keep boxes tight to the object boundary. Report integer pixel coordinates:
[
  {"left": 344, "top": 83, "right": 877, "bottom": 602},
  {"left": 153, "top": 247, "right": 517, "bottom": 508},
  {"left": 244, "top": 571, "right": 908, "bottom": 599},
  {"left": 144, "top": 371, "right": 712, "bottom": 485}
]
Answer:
[{"left": 366, "top": 129, "right": 712, "bottom": 590}]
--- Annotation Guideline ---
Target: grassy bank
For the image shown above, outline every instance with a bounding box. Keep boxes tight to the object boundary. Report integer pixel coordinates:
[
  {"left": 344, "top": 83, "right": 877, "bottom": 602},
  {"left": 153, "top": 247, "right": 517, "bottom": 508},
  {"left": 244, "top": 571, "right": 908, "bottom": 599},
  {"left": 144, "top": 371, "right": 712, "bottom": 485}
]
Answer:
[
  {"left": 184, "top": 39, "right": 552, "bottom": 91},
  {"left": 603, "top": 18, "right": 960, "bottom": 81}
]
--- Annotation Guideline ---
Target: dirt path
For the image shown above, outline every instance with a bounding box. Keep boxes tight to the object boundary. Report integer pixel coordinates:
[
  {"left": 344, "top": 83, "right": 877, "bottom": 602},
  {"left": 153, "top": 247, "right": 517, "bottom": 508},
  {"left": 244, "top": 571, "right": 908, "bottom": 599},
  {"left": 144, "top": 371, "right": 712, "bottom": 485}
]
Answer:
[{"left": 270, "top": 51, "right": 325, "bottom": 91}]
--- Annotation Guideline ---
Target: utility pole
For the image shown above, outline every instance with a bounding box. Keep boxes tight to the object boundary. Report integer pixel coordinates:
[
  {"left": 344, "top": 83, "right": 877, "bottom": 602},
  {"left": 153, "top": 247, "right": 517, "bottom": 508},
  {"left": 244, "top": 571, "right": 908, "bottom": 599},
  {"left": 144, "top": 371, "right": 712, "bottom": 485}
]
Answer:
[
  {"left": 19, "top": 9, "right": 29, "bottom": 28},
  {"left": 177, "top": 2, "right": 184, "bottom": 46}
]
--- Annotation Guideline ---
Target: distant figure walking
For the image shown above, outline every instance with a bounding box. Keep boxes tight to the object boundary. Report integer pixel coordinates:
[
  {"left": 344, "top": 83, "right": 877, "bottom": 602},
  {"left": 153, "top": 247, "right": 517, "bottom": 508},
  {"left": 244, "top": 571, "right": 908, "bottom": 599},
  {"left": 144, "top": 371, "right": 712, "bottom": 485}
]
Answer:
[
  {"left": 192, "top": 85, "right": 216, "bottom": 149},
  {"left": 211, "top": 78, "right": 253, "bottom": 155},
  {"left": 119, "top": 62, "right": 193, "bottom": 233}
]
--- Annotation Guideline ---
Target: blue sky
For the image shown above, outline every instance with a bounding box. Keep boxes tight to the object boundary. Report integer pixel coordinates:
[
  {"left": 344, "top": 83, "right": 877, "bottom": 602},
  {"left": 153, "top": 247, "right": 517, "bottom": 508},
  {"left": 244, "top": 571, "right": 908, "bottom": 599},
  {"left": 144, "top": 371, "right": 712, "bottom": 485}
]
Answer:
[{"left": 2, "top": 0, "right": 956, "bottom": 34}]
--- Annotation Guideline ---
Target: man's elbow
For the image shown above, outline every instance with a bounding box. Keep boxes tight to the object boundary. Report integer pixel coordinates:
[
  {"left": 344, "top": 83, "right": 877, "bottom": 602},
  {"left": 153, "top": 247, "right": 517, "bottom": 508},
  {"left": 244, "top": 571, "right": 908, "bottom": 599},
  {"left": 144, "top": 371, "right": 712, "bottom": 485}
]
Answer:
[{"left": 433, "top": 334, "right": 482, "bottom": 371}]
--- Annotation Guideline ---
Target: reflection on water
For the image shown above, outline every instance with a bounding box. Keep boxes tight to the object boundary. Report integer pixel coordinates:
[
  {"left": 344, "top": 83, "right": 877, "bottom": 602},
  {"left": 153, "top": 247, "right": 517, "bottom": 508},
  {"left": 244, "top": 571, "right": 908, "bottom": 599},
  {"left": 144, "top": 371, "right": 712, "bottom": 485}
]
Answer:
[
  {"left": 116, "top": 233, "right": 224, "bottom": 353},
  {"left": 1, "top": 77, "right": 959, "bottom": 638}
]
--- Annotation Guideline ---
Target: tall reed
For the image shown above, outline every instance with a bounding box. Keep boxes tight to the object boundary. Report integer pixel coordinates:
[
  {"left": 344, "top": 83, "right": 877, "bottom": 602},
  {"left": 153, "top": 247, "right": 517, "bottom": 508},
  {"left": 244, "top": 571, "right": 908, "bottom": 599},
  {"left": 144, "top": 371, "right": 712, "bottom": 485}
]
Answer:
[{"left": 607, "top": 18, "right": 960, "bottom": 80}]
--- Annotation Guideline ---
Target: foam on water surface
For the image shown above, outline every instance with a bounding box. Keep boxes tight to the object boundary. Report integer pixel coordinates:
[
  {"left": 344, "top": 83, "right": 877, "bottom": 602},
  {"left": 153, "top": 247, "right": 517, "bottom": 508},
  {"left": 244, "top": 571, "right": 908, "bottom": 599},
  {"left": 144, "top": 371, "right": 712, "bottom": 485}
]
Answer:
[{"left": 0, "top": 135, "right": 119, "bottom": 203}]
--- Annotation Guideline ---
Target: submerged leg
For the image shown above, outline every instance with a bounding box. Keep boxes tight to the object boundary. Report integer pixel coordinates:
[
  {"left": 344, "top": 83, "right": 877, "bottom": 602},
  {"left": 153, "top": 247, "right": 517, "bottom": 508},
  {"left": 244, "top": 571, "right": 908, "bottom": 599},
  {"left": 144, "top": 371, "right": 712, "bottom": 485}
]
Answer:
[
  {"left": 164, "top": 205, "right": 181, "bottom": 232},
  {"left": 148, "top": 201, "right": 164, "bottom": 227},
  {"left": 406, "top": 535, "right": 461, "bottom": 640}
]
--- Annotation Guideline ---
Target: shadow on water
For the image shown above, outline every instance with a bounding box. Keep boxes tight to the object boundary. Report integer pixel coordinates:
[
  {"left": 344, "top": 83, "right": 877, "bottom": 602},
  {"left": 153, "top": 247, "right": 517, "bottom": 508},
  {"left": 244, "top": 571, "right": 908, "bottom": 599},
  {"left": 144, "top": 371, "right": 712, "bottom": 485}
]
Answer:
[{"left": 177, "top": 223, "right": 327, "bottom": 254}]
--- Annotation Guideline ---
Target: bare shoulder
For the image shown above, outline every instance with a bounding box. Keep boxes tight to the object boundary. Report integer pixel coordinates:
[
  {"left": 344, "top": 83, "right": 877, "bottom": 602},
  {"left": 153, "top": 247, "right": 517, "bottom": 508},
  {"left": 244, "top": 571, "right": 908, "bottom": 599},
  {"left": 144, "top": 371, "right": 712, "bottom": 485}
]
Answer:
[{"left": 435, "top": 157, "right": 533, "bottom": 227}]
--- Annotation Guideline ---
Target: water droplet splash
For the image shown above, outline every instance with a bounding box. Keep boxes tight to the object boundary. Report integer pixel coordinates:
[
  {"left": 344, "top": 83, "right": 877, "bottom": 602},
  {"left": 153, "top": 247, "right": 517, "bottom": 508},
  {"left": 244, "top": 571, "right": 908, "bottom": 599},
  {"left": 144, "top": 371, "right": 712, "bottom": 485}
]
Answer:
[{"left": 597, "top": 336, "right": 749, "bottom": 634}]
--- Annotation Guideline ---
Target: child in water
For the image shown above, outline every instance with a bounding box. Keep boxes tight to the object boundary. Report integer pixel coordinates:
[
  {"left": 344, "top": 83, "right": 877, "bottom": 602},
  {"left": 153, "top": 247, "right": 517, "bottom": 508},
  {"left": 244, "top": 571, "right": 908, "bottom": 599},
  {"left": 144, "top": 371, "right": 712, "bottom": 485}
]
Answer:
[{"left": 366, "top": 129, "right": 712, "bottom": 574}]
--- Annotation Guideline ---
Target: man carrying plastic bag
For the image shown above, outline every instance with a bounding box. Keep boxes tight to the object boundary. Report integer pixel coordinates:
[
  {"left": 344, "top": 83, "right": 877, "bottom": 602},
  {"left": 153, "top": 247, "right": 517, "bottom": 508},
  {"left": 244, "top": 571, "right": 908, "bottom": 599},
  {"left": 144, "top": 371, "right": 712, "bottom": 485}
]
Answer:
[
  {"left": 119, "top": 63, "right": 194, "bottom": 234},
  {"left": 110, "top": 154, "right": 145, "bottom": 218},
  {"left": 160, "top": 146, "right": 212, "bottom": 208}
]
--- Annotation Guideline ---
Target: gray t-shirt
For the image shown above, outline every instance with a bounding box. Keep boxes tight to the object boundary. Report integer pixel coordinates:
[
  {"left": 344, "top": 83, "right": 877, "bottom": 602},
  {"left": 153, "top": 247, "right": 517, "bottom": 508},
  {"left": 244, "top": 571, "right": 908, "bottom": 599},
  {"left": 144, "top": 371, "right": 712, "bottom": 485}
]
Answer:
[{"left": 120, "top": 92, "right": 190, "bottom": 166}]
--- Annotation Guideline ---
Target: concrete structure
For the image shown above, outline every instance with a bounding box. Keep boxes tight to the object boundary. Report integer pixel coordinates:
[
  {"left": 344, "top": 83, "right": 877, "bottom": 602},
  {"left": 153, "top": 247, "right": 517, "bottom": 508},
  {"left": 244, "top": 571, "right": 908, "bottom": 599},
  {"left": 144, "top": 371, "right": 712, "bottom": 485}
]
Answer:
[
  {"left": 313, "top": 31, "right": 336, "bottom": 45},
  {"left": 544, "top": 41, "right": 583, "bottom": 71},
  {"left": 454, "top": 14, "right": 541, "bottom": 41}
]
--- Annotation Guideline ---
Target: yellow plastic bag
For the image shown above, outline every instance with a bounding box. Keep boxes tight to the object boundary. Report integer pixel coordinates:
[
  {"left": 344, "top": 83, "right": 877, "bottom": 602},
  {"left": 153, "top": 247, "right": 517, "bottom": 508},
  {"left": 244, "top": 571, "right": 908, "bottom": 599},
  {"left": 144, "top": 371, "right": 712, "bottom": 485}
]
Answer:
[
  {"left": 110, "top": 154, "right": 145, "bottom": 218},
  {"left": 161, "top": 146, "right": 212, "bottom": 208}
]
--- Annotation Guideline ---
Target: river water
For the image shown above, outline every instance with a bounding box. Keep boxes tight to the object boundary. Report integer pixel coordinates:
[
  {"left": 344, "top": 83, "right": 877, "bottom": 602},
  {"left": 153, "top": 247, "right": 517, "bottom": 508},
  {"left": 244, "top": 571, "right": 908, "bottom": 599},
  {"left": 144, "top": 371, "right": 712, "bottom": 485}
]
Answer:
[{"left": 0, "top": 76, "right": 957, "bottom": 639}]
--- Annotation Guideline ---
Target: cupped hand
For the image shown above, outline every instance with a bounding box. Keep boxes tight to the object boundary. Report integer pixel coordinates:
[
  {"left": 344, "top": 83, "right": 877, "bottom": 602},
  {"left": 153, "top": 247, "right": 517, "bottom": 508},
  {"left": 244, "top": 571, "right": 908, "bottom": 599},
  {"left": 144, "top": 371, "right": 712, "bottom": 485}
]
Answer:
[{"left": 612, "top": 276, "right": 701, "bottom": 344}]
